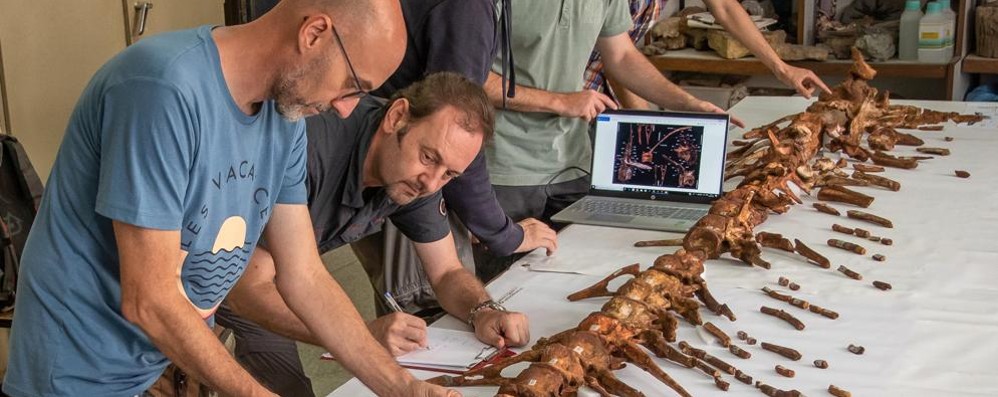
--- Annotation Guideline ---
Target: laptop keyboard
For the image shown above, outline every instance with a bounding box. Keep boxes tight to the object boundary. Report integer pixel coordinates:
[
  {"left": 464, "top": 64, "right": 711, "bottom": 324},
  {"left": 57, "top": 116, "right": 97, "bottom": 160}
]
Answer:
[{"left": 578, "top": 200, "right": 707, "bottom": 221}]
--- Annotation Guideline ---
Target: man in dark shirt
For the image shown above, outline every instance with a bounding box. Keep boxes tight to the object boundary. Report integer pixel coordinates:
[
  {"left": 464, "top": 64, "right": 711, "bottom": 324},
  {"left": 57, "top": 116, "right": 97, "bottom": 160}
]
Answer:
[
  {"left": 353, "top": 0, "right": 557, "bottom": 319},
  {"left": 219, "top": 74, "right": 530, "bottom": 396}
]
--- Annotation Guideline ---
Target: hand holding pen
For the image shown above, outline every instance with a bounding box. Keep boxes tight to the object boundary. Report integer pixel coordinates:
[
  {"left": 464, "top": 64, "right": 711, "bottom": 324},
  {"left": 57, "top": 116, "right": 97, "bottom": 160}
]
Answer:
[{"left": 368, "top": 292, "right": 430, "bottom": 356}]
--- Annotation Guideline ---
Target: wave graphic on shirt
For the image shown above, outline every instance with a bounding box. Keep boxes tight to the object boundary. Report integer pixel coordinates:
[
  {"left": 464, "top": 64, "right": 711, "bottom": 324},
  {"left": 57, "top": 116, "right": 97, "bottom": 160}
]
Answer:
[{"left": 180, "top": 216, "right": 251, "bottom": 313}]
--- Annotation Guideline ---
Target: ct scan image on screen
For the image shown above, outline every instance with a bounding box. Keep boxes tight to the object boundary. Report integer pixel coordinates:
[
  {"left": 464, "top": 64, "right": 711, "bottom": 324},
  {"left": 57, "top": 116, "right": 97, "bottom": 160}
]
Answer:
[{"left": 612, "top": 122, "right": 705, "bottom": 190}]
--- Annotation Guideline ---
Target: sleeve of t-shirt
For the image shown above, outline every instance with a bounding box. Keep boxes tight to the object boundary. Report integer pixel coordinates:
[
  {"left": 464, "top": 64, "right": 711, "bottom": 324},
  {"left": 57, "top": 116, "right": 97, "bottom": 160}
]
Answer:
[
  {"left": 423, "top": 0, "right": 497, "bottom": 85},
  {"left": 442, "top": 152, "right": 524, "bottom": 256},
  {"left": 389, "top": 191, "right": 451, "bottom": 244},
  {"left": 601, "top": 0, "right": 634, "bottom": 37},
  {"left": 94, "top": 79, "right": 196, "bottom": 231},
  {"left": 277, "top": 121, "right": 308, "bottom": 205}
]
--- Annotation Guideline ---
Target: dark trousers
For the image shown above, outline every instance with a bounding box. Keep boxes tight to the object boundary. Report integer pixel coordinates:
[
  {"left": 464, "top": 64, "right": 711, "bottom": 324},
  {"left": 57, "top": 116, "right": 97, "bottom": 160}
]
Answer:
[
  {"left": 214, "top": 306, "right": 315, "bottom": 397},
  {"left": 474, "top": 176, "right": 590, "bottom": 282}
]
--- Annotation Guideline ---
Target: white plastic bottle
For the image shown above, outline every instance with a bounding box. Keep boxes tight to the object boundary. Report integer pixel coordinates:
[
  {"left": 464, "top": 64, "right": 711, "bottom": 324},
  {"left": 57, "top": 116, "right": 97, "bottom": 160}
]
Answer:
[
  {"left": 939, "top": 0, "right": 957, "bottom": 47},
  {"left": 898, "top": 0, "right": 923, "bottom": 60},
  {"left": 919, "top": 2, "right": 953, "bottom": 63}
]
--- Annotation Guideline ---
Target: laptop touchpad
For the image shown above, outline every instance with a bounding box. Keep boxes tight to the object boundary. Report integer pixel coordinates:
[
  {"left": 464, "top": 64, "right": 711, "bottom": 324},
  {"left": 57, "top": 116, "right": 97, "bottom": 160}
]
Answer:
[{"left": 588, "top": 214, "right": 635, "bottom": 223}]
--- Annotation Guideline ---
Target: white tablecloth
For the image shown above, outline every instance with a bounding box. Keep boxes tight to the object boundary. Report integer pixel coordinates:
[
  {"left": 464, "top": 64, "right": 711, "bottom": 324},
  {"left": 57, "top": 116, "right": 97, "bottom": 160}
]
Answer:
[{"left": 328, "top": 97, "right": 998, "bottom": 397}]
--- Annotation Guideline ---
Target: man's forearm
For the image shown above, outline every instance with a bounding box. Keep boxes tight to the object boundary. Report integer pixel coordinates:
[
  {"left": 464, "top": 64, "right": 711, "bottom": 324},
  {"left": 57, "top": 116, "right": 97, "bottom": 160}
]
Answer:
[
  {"left": 431, "top": 268, "right": 491, "bottom": 323},
  {"left": 603, "top": 49, "right": 701, "bottom": 111},
  {"left": 706, "top": 0, "right": 787, "bottom": 73},
  {"left": 227, "top": 277, "right": 320, "bottom": 345},
  {"left": 127, "top": 296, "right": 270, "bottom": 396},
  {"left": 485, "top": 72, "right": 563, "bottom": 113},
  {"left": 276, "top": 262, "right": 414, "bottom": 396}
]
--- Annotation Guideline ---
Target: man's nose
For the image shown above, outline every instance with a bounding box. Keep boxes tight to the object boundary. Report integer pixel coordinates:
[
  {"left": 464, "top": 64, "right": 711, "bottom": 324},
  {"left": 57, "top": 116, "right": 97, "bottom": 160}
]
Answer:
[{"left": 331, "top": 96, "right": 361, "bottom": 118}]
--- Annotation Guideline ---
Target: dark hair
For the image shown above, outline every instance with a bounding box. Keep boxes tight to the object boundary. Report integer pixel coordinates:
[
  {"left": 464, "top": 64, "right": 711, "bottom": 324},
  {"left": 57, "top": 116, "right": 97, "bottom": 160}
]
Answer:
[{"left": 390, "top": 72, "right": 495, "bottom": 141}]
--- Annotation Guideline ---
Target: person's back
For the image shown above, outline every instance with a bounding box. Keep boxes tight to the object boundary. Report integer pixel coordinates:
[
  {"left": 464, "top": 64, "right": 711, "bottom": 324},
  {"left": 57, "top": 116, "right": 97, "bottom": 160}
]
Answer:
[{"left": 5, "top": 26, "right": 305, "bottom": 396}]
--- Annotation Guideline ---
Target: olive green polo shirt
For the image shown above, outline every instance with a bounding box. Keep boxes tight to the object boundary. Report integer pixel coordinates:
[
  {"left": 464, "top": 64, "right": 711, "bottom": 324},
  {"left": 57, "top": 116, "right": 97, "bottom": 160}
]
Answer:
[{"left": 487, "top": 0, "right": 632, "bottom": 186}]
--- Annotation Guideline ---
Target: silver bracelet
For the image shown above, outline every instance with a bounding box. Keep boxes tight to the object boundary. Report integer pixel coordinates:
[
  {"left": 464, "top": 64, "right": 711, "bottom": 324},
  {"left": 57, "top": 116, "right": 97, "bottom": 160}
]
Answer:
[{"left": 467, "top": 300, "right": 506, "bottom": 328}]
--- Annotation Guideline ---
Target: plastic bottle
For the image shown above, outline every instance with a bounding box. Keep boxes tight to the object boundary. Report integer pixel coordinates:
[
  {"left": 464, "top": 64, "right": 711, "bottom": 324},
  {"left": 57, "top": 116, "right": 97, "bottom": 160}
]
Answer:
[
  {"left": 898, "top": 0, "right": 923, "bottom": 60},
  {"left": 939, "top": 0, "right": 957, "bottom": 47},
  {"left": 919, "top": 2, "right": 953, "bottom": 63}
]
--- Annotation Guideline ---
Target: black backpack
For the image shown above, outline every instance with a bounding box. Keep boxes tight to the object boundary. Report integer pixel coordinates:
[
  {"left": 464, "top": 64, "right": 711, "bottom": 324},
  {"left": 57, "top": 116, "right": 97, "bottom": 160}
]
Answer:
[{"left": 0, "top": 133, "right": 44, "bottom": 310}]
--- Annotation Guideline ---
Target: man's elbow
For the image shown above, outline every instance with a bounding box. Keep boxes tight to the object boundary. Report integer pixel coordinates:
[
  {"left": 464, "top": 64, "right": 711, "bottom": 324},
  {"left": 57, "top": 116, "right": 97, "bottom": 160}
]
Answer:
[{"left": 121, "top": 293, "right": 164, "bottom": 329}]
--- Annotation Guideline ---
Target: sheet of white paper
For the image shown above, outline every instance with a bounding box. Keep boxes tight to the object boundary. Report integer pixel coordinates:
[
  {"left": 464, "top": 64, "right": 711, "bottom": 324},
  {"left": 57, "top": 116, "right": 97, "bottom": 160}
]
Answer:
[{"left": 395, "top": 328, "right": 495, "bottom": 369}]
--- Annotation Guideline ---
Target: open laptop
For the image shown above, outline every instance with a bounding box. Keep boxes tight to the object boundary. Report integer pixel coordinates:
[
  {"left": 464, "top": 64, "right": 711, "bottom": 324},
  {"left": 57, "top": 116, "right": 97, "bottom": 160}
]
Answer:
[{"left": 551, "top": 109, "right": 730, "bottom": 232}]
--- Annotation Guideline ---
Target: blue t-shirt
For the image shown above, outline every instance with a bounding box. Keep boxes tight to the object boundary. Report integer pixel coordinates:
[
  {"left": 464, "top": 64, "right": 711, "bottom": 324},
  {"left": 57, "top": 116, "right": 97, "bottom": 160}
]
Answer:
[{"left": 4, "top": 26, "right": 307, "bottom": 397}]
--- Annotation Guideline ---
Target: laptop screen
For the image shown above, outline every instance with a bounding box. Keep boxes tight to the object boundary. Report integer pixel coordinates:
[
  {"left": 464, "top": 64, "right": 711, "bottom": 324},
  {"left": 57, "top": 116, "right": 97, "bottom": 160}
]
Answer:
[{"left": 590, "top": 110, "right": 729, "bottom": 204}]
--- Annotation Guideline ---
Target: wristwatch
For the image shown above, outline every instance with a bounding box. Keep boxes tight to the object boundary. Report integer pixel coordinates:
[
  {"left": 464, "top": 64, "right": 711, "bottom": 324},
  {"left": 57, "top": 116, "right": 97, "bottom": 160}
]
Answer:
[{"left": 467, "top": 299, "right": 507, "bottom": 328}]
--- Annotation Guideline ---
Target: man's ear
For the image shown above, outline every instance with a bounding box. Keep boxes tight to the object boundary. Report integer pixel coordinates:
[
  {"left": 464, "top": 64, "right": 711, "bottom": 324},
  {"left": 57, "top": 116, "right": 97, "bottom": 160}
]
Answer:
[
  {"left": 297, "top": 14, "right": 333, "bottom": 54},
  {"left": 383, "top": 98, "right": 411, "bottom": 136}
]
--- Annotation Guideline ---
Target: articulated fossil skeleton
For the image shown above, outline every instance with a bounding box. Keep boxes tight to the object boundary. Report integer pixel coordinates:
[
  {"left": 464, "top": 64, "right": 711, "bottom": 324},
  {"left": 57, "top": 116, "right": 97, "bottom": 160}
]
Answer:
[{"left": 429, "top": 49, "right": 983, "bottom": 396}]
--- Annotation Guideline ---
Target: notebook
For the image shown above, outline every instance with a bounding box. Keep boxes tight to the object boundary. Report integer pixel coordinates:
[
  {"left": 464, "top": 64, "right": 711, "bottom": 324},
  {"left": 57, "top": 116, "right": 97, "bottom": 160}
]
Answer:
[{"left": 551, "top": 109, "right": 729, "bottom": 232}]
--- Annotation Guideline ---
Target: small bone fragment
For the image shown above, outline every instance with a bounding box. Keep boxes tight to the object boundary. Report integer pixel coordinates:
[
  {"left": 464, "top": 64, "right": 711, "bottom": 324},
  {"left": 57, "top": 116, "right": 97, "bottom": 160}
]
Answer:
[
  {"left": 848, "top": 344, "right": 865, "bottom": 355},
  {"left": 761, "top": 342, "right": 802, "bottom": 360},
  {"left": 734, "top": 370, "right": 753, "bottom": 384},
  {"left": 872, "top": 254, "right": 886, "bottom": 262},
  {"left": 829, "top": 384, "right": 852, "bottom": 397},
  {"left": 736, "top": 331, "right": 748, "bottom": 341},
  {"left": 809, "top": 304, "right": 840, "bottom": 319},
  {"left": 853, "top": 163, "right": 885, "bottom": 173},
  {"left": 692, "top": 358, "right": 722, "bottom": 378},
  {"left": 714, "top": 376, "right": 730, "bottom": 391},
  {"left": 813, "top": 202, "right": 841, "bottom": 216},
  {"left": 703, "top": 322, "right": 731, "bottom": 347},
  {"left": 832, "top": 223, "right": 855, "bottom": 235},
  {"left": 873, "top": 280, "right": 892, "bottom": 290},
  {"left": 794, "top": 239, "right": 831, "bottom": 268},
  {"left": 762, "top": 286, "right": 791, "bottom": 302},
  {"left": 788, "top": 282, "right": 800, "bottom": 291},
  {"left": 757, "top": 382, "right": 798, "bottom": 397},
  {"left": 837, "top": 265, "right": 863, "bottom": 280},
  {"left": 756, "top": 232, "right": 795, "bottom": 252},
  {"left": 881, "top": 238, "right": 893, "bottom": 245},
  {"left": 868, "top": 236, "right": 882, "bottom": 242},
  {"left": 851, "top": 170, "right": 901, "bottom": 191},
  {"left": 854, "top": 228, "right": 871, "bottom": 238},
  {"left": 634, "top": 238, "right": 683, "bottom": 247},
  {"left": 944, "top": 136, "right": 954, "bottom": 141},
  {"left": 761, "top": 306, "right": 806, "bottom": 330},
  {"left": 814, "top": 359, "right": 829, "bottom": 369},
  {"left": 955, "top": 170, "right": 970, "bottom": 178},
  {"left": 680, "top": 341, "right": 738, "bottom": 375},
  {"left": 778, "top": 276, "right": 790, "bottom": 286},
  {"left": 847, "top": 210, "right": 894, "bottom": 228},
  {"left": 905, "top": 155, "right": 934, "bottom": 160},
  {"left": 729, "top": 344, "right": 752, "bottom": 359},
  {"left": 746, "top": 337, "right": 757, "bottom": 345},
  {"left": 896, "top": 132, "right": 925, "bottom": 146},
  {"left": 871, "top": 151, "right": 918, "bottom": 169},
  {"left": 775, "top": 365, "right": 795, "bottom": 378},
  {"left": 828, "top": 239, "right": 867, "bottom": 255},
  {"left": 917, "top": 147, "right": 950, "bottom": 156},
  {"left": 789, "top": 297, "right": 808, "bottom": 309},
  {"left": 918, "top": 125, "right": 944, "bottom": 131},
  {"left": 818, "top": 185, "right": 875, "bottom": 208}
]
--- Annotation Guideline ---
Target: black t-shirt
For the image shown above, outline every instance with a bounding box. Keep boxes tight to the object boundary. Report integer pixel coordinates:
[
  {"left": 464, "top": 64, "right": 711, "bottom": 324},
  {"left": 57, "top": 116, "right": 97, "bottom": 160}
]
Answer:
[
  {"left": 372, "top": 0, "right": 525, "bottom": 256},
  {"left": 305, "top": 98, "right": 450, "bottom": 254}
]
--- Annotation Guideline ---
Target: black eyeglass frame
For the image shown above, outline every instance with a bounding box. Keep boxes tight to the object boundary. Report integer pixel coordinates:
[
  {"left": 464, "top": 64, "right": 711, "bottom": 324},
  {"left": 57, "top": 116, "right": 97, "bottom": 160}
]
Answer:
[{"left": 331, "top": 26, "right": 368, "bottom": 101}]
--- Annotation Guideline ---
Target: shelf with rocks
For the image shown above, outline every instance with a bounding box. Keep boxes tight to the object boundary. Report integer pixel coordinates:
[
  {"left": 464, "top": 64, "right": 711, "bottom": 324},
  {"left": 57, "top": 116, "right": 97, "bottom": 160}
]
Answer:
[{"left": 647, "top": 48, "right": 958, "bottom": 79}]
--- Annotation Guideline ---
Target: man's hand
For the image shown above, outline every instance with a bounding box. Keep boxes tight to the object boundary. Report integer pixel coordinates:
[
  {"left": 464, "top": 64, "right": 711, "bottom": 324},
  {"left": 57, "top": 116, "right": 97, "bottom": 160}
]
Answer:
[
  {"left": 410, "top": 380, "right": 462, "bottom": 397},
  {"left": 686, "top": 98, "right": 746, "bottom": 128},
  {"left": 368, "top": 312, "right": 429, "bottom": 356},
  {"left": 472, "top": 310, "right": 530, "bottom": 349},
  {"left": 555, "top": 90, "right": 619, "bottom": 121},
  {"left": 776, "top": 64, "right": 832, "bottom": 99},
  {"left": 514, "top": 218, "right": 558, "bottom": 255}
]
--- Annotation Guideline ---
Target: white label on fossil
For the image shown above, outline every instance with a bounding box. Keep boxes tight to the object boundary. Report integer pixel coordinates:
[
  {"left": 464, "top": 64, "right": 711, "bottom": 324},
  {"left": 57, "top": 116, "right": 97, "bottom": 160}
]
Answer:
[
  {"left": 548, "top": 358, "right": 558, "bottom": 365},
  {"left": 589, "top": 324, "right": 600, "bottom": 331},
  {"left": 573, "top": 346, "right": 585, "bottom": 354},
  {"left": 528, "top": 379, "right": 537, "bottom": 386}
]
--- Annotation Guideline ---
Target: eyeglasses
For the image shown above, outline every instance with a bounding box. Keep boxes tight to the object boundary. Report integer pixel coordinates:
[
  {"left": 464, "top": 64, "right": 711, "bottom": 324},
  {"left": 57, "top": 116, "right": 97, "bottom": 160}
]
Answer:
[{"left": 331, "top": 26, "right": 368, "bottom": 100}]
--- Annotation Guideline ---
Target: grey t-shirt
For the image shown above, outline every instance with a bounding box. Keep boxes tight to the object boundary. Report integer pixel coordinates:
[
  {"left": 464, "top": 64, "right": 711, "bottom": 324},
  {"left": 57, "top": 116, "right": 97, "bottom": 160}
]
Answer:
[{"left": 487, "top": 0, "right": 632, "bottom": 186}]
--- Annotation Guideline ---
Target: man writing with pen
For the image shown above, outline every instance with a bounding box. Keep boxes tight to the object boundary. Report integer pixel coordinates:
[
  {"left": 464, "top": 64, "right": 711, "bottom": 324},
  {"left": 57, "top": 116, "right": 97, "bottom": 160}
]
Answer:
[{"left": 217, "top": 73, "right": 532, "bottom": 396}]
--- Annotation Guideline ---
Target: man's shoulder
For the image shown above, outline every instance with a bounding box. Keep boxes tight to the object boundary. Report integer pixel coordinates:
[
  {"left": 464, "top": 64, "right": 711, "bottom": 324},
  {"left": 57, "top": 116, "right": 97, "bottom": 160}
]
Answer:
[
  {"left": 406, "top": 0, "right": 495, "bottom": 24},
  {"left": 95, "top": 26, "right": 215, "bottom": 94}
]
